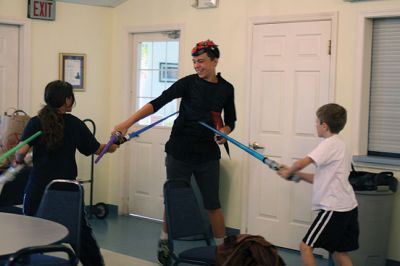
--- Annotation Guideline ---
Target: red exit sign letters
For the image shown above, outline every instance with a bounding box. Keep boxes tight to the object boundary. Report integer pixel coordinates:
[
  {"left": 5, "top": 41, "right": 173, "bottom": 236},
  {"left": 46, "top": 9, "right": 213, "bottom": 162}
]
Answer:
[{"left": 28, "top": 0, "right": 56, "bottom": 21}]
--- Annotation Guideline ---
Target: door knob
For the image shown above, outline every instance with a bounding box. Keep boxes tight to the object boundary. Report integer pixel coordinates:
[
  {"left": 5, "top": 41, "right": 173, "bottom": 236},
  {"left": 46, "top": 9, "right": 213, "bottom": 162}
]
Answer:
[{"left": 249, "top": 142, "right": 265, "bottom": 150}]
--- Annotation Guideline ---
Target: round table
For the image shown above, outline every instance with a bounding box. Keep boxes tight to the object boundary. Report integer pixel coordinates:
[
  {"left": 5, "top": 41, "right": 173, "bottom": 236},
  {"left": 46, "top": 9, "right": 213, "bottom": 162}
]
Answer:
[{"left": 0, "top": 212, "right": 69, "bottom": 257}]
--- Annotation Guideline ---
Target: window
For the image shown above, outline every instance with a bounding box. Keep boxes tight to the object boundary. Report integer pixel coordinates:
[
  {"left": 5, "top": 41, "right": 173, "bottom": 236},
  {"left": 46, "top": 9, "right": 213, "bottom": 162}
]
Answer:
[
  {"left": 133, "top": 33, "right": 180, "bottom": 126},
  {"left": 368, "top": 18, "right": 400, "bottom": 158}
]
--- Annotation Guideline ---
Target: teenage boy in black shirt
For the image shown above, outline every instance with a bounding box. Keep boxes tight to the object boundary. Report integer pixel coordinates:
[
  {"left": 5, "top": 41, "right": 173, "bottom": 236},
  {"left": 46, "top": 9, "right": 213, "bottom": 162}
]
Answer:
[{"left": 114, "top": 39, "right": 237, "bottom": 265}]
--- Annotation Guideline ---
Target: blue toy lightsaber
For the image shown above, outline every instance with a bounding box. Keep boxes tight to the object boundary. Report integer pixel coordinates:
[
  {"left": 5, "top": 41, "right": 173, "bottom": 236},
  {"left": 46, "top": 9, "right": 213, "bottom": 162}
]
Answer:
[
  {"left": 95, "top": 111, "right": 178, "bottom": 164},
  {"left": 198, "top": 121, "right": 300, "bottom": 182},
  {"left": 122, "top": 111, "right": 178, "bottom": 142}
]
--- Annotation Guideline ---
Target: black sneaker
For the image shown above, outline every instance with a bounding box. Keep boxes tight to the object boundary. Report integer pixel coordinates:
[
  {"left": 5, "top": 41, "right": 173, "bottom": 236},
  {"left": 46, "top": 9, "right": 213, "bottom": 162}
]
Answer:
[{"left": 157, "top": 239, "right": 170, "bottom": 265}]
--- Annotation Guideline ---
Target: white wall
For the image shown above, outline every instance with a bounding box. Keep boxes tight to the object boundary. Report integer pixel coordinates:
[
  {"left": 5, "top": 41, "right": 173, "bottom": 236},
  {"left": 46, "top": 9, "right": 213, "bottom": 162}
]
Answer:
[{"left": 1, "top": 0, "right": 400, "bottom": 261}]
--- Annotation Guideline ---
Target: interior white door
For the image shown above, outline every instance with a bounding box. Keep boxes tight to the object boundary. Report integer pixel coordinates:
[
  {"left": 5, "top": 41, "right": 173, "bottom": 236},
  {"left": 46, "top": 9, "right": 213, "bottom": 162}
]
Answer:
[
  {"left": 0, "top": 24, "right": 19, "bottom": 112},
  {"left": 128, "top": 32, "right": 180, "bottom": 219},
  {"left": 247, "top": 20, "right": 332, "bottom": 252}
]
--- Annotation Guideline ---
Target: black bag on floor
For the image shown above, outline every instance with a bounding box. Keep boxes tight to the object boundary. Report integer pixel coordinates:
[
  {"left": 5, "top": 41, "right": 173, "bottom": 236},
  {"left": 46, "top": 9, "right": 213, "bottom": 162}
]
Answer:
[{"left": 349, "top": 164, "right": 398, "bottom": 192}]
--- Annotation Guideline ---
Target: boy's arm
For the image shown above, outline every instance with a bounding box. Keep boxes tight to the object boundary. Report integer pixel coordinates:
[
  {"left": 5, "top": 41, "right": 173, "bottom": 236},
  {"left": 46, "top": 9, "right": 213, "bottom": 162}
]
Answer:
[
  {"left": 278, "top": 156, "right": 314, "bottom": 184},
  {"left": 294, "top": 172, "right": 314, "bottom": 184},
  {"left": 113, "top": 104, "right": 154, "bottom": 135}
]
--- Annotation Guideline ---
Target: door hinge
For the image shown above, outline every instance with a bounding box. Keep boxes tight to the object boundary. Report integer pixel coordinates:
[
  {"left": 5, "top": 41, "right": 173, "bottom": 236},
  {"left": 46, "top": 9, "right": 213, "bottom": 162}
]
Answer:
[{"left": 328, "top": 40, "right": 332, "bottom": 55}]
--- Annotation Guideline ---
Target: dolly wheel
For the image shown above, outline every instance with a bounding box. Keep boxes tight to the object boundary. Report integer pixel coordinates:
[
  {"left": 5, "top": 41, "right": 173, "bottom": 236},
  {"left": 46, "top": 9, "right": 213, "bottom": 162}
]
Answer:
[{"left": 94, "top": 202, "right": 109, "bottom": 219}]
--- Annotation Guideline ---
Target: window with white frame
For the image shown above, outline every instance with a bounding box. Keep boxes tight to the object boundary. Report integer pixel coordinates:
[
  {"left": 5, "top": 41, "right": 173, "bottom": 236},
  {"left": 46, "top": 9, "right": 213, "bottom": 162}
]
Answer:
[
  {"left": 133, "top": 32, "right": 180, "bottom": 126},
  {"left": 368, "top": 17, "right": 400, "bottom": 158}
]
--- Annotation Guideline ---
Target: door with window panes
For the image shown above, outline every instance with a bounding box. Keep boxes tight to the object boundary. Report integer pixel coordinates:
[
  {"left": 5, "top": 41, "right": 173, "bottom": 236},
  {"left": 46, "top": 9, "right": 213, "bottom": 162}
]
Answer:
[{"left": 128, "top": 32, "right": 180, "bottom": 219}]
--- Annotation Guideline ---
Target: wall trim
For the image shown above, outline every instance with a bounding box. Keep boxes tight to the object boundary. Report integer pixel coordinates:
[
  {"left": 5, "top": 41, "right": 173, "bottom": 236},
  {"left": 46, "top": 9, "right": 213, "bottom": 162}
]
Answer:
[{"left": 0, "top": 17, "right": 31, "bottom": 113}]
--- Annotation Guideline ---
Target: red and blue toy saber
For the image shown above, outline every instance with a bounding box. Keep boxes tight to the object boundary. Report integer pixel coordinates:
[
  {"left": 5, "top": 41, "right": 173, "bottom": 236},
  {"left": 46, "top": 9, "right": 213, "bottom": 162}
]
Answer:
[
  {"left": 95, "top": 111, "right": 178, "bottom": 164},
  {"left": 198, "top": 121, "right": 300, "bottom": 182}
]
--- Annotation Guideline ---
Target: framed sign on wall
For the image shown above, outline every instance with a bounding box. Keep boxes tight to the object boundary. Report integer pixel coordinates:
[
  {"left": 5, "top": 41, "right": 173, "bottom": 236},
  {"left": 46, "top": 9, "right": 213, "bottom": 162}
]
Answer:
[{"left": 59, "top": 53, "right": 86, "bottom": 91}]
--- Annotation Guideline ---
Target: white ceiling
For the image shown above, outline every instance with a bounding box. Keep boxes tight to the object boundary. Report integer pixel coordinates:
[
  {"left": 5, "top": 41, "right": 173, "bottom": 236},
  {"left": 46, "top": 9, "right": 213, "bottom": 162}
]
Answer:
[{"left": 57, "top": 0, "right": 128, "bottom": 8}]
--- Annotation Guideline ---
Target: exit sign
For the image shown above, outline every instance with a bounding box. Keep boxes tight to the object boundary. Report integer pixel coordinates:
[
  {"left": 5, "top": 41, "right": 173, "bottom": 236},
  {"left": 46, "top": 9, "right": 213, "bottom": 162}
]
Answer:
[{"left": 28, "top": 0, "right": 55, "bottom": 21}]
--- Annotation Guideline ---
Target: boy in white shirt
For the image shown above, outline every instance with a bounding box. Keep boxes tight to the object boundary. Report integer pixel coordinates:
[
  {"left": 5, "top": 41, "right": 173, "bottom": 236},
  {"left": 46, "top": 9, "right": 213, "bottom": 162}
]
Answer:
[{"left": 278, "top": 103, "right": 359, "bottom": 266}]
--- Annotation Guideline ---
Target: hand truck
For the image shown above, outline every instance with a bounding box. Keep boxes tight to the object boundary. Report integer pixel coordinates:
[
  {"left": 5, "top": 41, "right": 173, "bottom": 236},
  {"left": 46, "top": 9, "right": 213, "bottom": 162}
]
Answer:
[{"left": 81, "top": 119, "right": 109, "bottom": 219}]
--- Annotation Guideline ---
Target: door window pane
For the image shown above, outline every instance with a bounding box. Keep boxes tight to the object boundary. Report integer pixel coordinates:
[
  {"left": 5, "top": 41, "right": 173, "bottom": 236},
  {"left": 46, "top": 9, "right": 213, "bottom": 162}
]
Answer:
[{"left": 136, "top": 39, "right": 179, "bottom": 126}]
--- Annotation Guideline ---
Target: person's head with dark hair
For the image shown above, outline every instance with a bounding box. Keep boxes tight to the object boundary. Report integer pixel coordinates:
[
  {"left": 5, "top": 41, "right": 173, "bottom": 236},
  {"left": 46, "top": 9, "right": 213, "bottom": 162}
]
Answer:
[
  {"left": 44, "top": 80, "right": 75, "bottom": 111},
  {"left": 191, "top": 39, "right": 220, "bottom": 60},
  {"left": 316, "top": 103, "right": 347, "bottom": 135},
  {"left": 191, "top": 39, "right": 220, "bottom": 83},
  {"left": 39, "top": 80, "right": 76, "bottom": 150}
]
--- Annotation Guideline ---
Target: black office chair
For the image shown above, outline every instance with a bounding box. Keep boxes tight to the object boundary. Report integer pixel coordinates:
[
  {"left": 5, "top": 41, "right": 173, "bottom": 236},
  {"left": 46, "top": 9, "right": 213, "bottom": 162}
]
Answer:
[
  {"left": 6, "top": 244, "right": 78, "bottom": 266},
  {"left": 164, "top": 179, "right": 216, "bottom": 266},
  {"left": 35, "top": 179, "right": 83, "bottom": 258}
]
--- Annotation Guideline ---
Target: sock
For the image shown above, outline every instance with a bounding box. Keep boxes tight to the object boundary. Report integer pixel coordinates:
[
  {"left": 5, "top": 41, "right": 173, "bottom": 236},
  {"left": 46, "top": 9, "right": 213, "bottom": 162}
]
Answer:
[
  {"left": 160, "top": 230, "right": 168, "bottom": 240},
  {"left": 214, "top": 237, "right": 224, "bottom": 245}
]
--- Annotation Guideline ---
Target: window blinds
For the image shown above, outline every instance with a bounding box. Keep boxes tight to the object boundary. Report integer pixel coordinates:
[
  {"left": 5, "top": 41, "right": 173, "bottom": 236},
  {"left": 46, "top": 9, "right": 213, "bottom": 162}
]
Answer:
[{"left": 368, "top": 17, "right": 400, "bottom": 156}]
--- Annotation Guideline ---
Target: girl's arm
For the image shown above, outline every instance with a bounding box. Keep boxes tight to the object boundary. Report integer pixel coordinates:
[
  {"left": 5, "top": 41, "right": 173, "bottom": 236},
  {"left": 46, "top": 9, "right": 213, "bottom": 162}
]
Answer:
[
  {"left": 95, "top": 144, "right": 118, "bottom": 155},
  {"left": 15, "top": 144, "right": 30, "bottom": 164}
]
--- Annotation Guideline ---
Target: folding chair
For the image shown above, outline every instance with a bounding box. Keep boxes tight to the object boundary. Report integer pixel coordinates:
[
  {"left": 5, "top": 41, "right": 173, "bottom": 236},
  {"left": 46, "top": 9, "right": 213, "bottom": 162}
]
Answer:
[
  {"left": 164, "top": 179, "right": 216, "bottom": 266},
  {"left": 35, "top": 179, "right": 83, "bottom": 258},
  {"left": 6, "top": 244, "right": 78, "bottom": 266}
]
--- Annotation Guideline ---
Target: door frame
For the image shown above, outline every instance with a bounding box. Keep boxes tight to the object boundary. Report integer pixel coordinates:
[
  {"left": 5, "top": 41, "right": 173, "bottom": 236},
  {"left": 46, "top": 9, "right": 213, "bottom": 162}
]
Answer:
[
  {"left": 241, "top": 12, "right": 338, "bottom": 233},
  {"left": 0, "top": 18, "right": 31, "bottom": 111},
  {"left": 118, "top": 24, "right": 185, "bottom": 215}
]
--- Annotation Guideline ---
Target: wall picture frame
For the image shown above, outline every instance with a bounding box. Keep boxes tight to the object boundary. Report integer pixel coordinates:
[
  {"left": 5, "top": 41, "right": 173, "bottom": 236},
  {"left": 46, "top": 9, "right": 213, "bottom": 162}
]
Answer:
[{"left": 59, "top": 53, "right": 86, "bottom": 91}]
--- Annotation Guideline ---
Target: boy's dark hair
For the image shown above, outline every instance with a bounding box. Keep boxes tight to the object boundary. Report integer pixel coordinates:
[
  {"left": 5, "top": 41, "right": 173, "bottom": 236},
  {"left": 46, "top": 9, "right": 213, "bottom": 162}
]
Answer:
[
  {"left": 191, "top": 39, "right": 220, "bottom": 60},
  {"left": 316, "top": 103, "right": 347, "bottom": 134}
]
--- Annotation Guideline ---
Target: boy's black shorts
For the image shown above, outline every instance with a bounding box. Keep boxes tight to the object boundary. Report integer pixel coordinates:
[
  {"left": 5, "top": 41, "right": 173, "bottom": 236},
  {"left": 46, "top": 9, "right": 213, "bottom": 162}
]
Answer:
[
  {"left": 165, "top": 154, "right": 220, "bottom": 210},
  {"left": 303, "top": 207, "right": 359, "bottom": 253}
]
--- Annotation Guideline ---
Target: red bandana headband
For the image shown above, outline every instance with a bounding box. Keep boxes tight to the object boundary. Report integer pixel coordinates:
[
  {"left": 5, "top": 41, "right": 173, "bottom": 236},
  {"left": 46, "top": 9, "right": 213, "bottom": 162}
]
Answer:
[{"left": 191, "top": 39, "right": 219, "bottom": 57}]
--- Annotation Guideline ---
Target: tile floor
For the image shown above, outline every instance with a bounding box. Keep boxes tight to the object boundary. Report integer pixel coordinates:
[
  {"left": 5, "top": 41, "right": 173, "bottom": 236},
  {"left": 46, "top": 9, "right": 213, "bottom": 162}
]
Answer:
[{"left": 90, "top": 214, "right": 329, "bottom": 265}]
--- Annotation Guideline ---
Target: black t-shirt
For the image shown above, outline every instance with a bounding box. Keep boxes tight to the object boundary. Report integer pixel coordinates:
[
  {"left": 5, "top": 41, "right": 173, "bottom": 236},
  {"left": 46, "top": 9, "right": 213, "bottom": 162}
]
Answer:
[
  {"left": 150, "top": 73, "right": 237, "bottom": 163},
  {"left": 20, "top": 114, "right": 100, "bottom": 181}
]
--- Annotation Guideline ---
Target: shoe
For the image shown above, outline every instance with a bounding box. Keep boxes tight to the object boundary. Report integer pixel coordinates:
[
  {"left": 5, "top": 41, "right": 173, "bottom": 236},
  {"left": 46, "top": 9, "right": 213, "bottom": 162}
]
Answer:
[{"left": 157, "top": 239, "right": 170, "bottom": 265}]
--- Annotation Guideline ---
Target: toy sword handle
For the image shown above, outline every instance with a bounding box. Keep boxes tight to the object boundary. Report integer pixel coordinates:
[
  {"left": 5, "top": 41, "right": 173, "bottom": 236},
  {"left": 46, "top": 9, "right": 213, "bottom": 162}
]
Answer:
[
  {"left": 95, "top": 111, "right": 178, "bottom": 164},
  {"left": 94, "top": 134, "right": 117, "bottom": 164}
]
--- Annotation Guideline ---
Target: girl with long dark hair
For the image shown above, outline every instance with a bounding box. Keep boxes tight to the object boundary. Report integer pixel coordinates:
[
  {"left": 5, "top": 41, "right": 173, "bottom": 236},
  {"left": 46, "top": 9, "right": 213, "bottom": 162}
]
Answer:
[{"left": 15, "top": 80, "right": 117, "bottom": 266}]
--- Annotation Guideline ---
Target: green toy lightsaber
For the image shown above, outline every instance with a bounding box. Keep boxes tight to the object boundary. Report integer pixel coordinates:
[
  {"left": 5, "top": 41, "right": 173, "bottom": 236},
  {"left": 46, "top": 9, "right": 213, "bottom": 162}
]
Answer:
[{"left": 0, "top": 131, "right": 42, "bottom": 164}]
